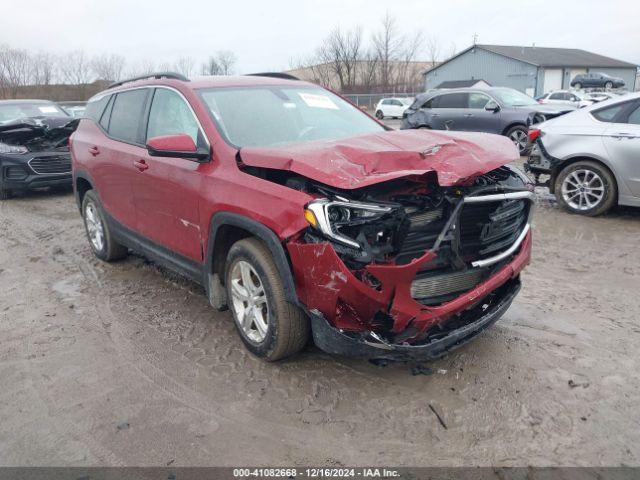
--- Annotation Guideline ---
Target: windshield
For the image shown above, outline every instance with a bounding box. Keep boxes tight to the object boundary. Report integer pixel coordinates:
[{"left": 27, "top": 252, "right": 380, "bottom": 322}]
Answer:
[
  {"left": 199, "top": 86, "right": 385, "bottom": 148},
  {"left": 0, "top": 102, "right": 69, "bottom": 124},
  {"left": 491, "top": 89, "right": 538, "bottom": 107}
]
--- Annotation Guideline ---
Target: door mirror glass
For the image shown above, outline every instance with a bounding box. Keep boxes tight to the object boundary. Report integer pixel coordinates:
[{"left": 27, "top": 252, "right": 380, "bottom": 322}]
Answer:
[{"left": 146, "top": 134, "right": 209, "bottom": 161}]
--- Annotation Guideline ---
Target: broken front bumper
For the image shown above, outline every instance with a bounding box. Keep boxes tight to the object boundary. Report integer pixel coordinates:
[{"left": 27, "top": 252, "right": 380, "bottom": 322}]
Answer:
[{"left": 310, "top": 278, "right": 521, "bottom": 360}]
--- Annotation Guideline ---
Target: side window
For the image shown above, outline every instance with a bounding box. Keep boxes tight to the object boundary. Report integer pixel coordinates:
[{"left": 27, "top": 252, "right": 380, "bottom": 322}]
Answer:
[
  {"left": 146, "top": 88, "right": 201, "bottom": 145},
  {"left": 437, "top": 93, "right": 468, "bottom": 108},
  {"left": 99, "top": 95, "right": 114, "bottom": 130},
  {"left": 592, "top": 104, "right": 625, "bottom": 123},
  {"left": 381, "top": 99, "right": 391, "bottom": 105},
  {"left": 108, "top": 89, "right": 149, "bottom": 143},
  {"left": 549, "top": 92, "right": 564, "bottom": 100},
  {"left": 421, "top": 96, "right": 439, "bottom": 109},
  {"left": 468, "top": 93, "right": 490, "bottom": 109},
  {"left": 84, "top": 95, "right": 110, "bottom": 122},
  {"left": 392, "top": 100, "right": 403, "bottom": 106},
  {"left": 624, "top": 105, "right": 640, "bottom": 125}
]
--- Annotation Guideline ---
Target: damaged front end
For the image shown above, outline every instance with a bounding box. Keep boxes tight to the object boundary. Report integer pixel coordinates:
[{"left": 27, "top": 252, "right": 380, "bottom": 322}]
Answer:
[{"left": 286, "top": 165, "right": 534, "bottom": 360}]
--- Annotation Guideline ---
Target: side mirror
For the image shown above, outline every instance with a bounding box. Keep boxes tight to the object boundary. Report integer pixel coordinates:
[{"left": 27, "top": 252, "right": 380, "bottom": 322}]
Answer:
[
  {"left": 485, "top": 103, "right": 500, "bottom": 112},
  {"left": 146, "top": 134, "right": 209, "bottom": 162}
]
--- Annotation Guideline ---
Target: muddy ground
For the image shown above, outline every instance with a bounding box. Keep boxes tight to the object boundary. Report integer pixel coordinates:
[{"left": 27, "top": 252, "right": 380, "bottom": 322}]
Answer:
[{"left": 0, "top": 182, "right": 639, "bottom": 467}]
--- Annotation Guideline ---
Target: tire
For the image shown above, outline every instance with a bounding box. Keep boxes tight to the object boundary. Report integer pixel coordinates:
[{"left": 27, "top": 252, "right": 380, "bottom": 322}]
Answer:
[
  {"left": 554, "top": 160, "right": 617, "bottom": 216},
  {"left": 506, "top": 125, "right": 530, "bottom": 156},
  {"left": 81, "top": 190, "right": 128, "bottom": 261},
  {"left": 225, "top": 237, "right": 310, "bottom": 361},
  {"left": 574, "top": 82, "right": 582, "bottom": 89},
  {"left": 604, "top": 81, "right": 613, "bottom": 89},
  {"left": 375, "top": 110, "right": 384, "bottom": 119}
]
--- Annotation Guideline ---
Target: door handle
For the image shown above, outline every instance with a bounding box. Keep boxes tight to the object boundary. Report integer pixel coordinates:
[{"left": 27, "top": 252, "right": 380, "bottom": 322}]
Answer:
[
  {"left": 610, "top": 133, "right": 637, "bottom": 140},
  {"left": 134, "top": 159, "right": 149, "bottom": 171},
  {"left": 464, "top": 113, "right": 474, "bottom": 117},
  {"left": 88, "top": 146, "right": 100, "bottom": 156},
  {"left": 431, "top": 113, "right": 440, "bottom": 117}
]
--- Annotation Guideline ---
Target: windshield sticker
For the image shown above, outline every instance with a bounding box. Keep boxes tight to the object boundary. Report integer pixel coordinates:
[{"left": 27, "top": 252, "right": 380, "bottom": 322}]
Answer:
[
  {"left": 298, "top": 92, "right": 339, "bottom": 110},
  {"left": 38, "top": 106, "right": 59, "bottom": 114}
]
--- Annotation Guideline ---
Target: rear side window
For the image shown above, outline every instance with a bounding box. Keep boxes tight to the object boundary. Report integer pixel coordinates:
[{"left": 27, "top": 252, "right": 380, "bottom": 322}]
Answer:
[
  {"left": 592, "top": 104, "right": 625, "bottom": 123},
  {"left": 437, "top": 93, "right": 468, "bottom": 108},
  {"left": 84, "top": 95, "right": 110, "bottom": 122},
  {"left": 108, "top": 89, "right": 149, "bottom": 144}
]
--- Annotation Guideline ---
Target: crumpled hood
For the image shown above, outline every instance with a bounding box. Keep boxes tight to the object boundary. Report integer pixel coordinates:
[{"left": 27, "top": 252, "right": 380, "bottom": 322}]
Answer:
[{"left": 239, "top": 129, "right": 519, "bottom": 189}]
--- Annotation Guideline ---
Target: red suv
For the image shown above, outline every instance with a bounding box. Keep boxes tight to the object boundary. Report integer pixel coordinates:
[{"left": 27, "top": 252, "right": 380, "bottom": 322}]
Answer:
[{"left": 71, "top": 72, "right": 534, "bottom": 361}]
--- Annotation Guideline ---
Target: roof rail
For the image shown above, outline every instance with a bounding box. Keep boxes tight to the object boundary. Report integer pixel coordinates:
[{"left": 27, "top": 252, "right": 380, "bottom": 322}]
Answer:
[
  {"left": 107, "top": 72, "right": 189, "bottom": 90},
  {"left": 246, "top": 72, "right": 299, "bottom": 81}
]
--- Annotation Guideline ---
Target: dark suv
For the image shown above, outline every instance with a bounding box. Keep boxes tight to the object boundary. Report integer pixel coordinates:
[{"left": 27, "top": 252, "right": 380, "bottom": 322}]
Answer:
[
  {"left": 71, "top": 73, "right": 534, "bottom": 361},
  {"left": 570, "top": 72, "right": 625, "bottom": 89},
  {"left": 0, "top": 100, "right": 77, "bottom": 199},
  {"left": 401, "top": 87, "right": 575, "bottom": 155}
]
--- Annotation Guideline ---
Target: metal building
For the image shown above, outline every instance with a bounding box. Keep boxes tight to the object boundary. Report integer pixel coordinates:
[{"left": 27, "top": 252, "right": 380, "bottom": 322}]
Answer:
[{"left": 424, "top": 44, "right": 638, "bottom": 96}]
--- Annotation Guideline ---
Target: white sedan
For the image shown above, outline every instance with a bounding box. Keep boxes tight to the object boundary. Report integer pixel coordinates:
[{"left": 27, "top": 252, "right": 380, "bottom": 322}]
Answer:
[
  {"left": 537, "top": 90, "right": 593, "bottom": 108},
  {"left": 374, "top": 98, "right": 413, "bottom": 119}
]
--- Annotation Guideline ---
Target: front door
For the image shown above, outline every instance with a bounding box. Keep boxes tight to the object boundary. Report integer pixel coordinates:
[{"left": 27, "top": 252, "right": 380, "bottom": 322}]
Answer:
[
  {"left": 456, "top": 92, "right": 502, "bottom": 134},
  {"left": 602, "top": 101, "right": 640, "bottom": 196},
  {"left": 133, "top": 87, "right": 207, "bottom": 262}
]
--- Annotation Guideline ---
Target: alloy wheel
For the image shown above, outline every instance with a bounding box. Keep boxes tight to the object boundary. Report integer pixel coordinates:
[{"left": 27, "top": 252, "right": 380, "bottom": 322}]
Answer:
[
  {"left": 84, "top": 202, "right": 105, "bottom": 252},
  {"left": 561, "top": 169, "right": 605, "bottom": 211},
  {"left": 509, "top": 130, "right": 528, "bottom": 154},
  {"left": 230, "top": 260, "right": 269, "bottom": 343}
]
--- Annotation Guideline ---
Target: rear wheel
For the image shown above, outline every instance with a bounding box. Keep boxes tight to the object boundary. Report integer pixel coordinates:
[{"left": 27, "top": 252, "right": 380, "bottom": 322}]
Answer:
[
  {"left": 506, "top": 126, "right": 530, "bottom": 155},
  {"left": 574, "top": 82, "right": 582, "bottom": 89},
  {"left": 225, "top": 238, "right": 309, "bottom": 361},
  {"left": 375, "top": 110, "right": 384, "bottom": 119},
  {"left": 555, "top": 161, "right": 616, "bottom": 216},
  {"left": 82, "top": 190, "right": 128, "bottom": 261}
]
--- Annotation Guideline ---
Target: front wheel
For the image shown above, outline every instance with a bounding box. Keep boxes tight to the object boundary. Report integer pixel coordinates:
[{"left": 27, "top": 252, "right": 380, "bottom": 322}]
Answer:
[
  {"left": 82, "top": 190, "right": 128, "bottom": 261},
  {"left": 555, "top": 161, "right": 617, "bottom": 216},
  {"left": 506, "top": 126, "right": 530, "bottom": 156},
  {"left": 573, "top": 82, "right": 582, "bottom": 89},
  {"left": 604, "top": 81, "right": 613, "bottom": 89},
  {"left": 375, "top": 110, "right": 384, "bottom": 119},
  {"left": 225, "top": 238, "right": 309, "bottom": 361}
]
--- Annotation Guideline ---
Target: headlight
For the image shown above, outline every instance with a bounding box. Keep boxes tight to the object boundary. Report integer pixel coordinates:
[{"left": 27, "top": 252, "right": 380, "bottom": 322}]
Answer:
[
  {"left": 0, "top": 142, "right": 28, "bottom": 154},
  {"left": 304, "top": 198, "right": 392, "bottom": 249}
]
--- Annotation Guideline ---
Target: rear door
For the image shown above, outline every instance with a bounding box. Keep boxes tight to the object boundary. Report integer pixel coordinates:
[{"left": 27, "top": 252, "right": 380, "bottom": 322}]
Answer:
[
  {"left": 133, "top": 87, "right": 208, "bottom": 262},
  {"left": 91, "top": 88, "right": 150, "bottom": 231},
  {"left": 429, "top": 92, "right": 469, "bottom": 131},
  {"left": 602, "top": 100, "right": 640, "bottom": 196}
]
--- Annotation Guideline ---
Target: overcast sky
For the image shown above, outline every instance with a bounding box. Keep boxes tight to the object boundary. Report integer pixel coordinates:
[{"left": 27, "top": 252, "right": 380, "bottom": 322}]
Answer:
[{"left": 3, "top": 0, "right": 639, "bottom": 74}]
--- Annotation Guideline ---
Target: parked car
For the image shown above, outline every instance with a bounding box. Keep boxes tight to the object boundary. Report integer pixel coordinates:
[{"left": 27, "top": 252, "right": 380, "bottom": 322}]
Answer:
[
  {"left": 374, "top": 97, "right": 413, "bottom": 119},
  {"left": 570, "top": 72, "right": 625, "bottom": 90},
  {"left": 525, "top": 92, "right": 640, "bottom": 216},
  {"left": 71, "top": 72, "right": 534, "bottom": 362},
  {"left": 537, "top": 90, "right": 593, "bottom": 108},
  {"left": 0, "top": 99, "right": 78, "bottom": 199},
  {"left": 401, "top": 87, "right": 575, "bottom": 155},
  {"left": 58, "top": 101, "right": 87, "bottom": 118}
]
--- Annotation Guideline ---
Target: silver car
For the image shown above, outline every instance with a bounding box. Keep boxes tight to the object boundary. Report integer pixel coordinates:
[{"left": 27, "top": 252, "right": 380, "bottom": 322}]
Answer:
[{"left": 525, "top": 92, "right": 640, "bottom": 215}]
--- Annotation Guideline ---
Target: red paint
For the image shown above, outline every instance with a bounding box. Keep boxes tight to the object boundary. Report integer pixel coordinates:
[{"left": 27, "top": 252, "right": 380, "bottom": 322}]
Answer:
[
  {"left": 71, "top": 75, "right": 531, "bottom": 345},
  {"left": 147, "top": 134, "right": 197, "bottom": 152}
]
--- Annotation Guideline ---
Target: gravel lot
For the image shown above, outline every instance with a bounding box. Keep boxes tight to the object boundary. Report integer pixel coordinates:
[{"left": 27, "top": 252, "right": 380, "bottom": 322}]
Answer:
[{"left": 1, "top": 132, "right": 639, "bottom": 466}]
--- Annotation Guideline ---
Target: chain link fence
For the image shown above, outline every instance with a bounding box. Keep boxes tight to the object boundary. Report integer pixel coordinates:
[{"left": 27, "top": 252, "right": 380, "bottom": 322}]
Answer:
[{"left": 342, "top": 92, "right": 421, "bottom": 112}]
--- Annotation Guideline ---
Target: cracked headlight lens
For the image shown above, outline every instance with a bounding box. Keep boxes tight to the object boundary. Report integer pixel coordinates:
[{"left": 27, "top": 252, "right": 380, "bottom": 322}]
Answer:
[
  {"left": 304, "top": 198, "right": 392, "bottom": 249},
  {"left": 0, "top": 142, "right": 28, "bottom": 154}
]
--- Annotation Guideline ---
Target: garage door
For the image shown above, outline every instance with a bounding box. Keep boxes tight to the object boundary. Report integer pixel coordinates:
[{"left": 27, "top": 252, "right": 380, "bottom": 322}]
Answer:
[{"left": 543, "top": 69, "right": 563, "bottom": 92}]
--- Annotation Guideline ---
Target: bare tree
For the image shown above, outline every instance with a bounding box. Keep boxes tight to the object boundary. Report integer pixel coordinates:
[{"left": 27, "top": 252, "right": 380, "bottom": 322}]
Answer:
[
  {"left": 396, "top": 31, "right": 424, "bottom": 92},
  {"left": 174, "top": 56, "right": 195, "bottom": 78},
  {"left": 0, "top": 45, "right": 32, "bottom": 98},
  {"left": 317, "top": 26, "right": 363, "bottom": 92},
  {"left": 425, "top": 35, "right": 441, "bottom": 66},
  {"left": 216, "top": 50, "right": 237, "bottom": 75},
  {"left": 91, "top": 53, "right": 126, "bottom": 81},
  {"left": 30, "top": 52, "right": 56, "bottom": 86},
  {"left": 59, "top": 50, "right": 93, "bottom": 85},
  {"left": 201, "top": 56, "right": 222, "bottom": 75},
  {"left": 371, "top": 12, "right": 402, "bottom": 90}
]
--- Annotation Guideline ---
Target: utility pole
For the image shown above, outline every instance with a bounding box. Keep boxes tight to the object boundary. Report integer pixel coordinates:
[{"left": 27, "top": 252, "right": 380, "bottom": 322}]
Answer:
[{"left": 472, "top": 33, "right": 479, "bottom": 45}]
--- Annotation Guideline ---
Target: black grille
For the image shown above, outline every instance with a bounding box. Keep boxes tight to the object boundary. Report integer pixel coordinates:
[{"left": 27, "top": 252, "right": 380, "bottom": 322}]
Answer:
[
  {"left": 459, "top": 199, "right": 528, "bottom": 259},
  {"left": 396, "top": 206, "right": 445, "bottom": 265},
  {"left": 29, "top": 155, "right": 71, "bottom": 175}
]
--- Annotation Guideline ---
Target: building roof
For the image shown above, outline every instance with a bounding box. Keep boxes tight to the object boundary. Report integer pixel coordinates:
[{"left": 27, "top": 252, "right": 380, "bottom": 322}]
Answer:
[
  {"left": 435, "top": 79, "right": 491, "bottom": 89},
  {"left": 426, "top": 44, "right": 638, "bottom": 74}
]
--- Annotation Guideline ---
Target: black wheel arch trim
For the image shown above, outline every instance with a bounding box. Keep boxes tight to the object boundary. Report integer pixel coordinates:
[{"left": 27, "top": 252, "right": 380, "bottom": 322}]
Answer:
[
  {"left": 206, "top": 212, "right": 300, "bottom": 305},
  {"left": 73, "top": 169, "right": 96, "bottom": 211}
]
